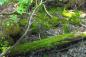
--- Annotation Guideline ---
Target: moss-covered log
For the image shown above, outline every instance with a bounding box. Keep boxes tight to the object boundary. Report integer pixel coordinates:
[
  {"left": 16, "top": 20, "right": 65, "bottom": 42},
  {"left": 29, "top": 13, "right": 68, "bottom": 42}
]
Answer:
[{"left": 10, "top": 32, "right": 86, "bottom": 55}]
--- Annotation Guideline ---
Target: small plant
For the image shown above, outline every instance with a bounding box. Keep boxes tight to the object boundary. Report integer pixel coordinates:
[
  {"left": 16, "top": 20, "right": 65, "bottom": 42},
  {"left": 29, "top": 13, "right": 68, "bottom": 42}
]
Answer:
[
  {"left": 16, "top": 0, "right": 32, "bottom": 14},
  {"left": 62, "top": 9, "right": 81, "bottom": 25},
  {"left": 0, "top": 36, "right": 10, "bottom": 53}
]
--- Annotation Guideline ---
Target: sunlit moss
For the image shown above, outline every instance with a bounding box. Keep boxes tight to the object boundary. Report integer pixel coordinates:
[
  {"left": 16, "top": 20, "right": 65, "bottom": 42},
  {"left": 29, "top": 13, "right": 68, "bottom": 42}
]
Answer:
[
  {"left": 62, "top": 9, "right": 75, "bottom": 17},
  {"left": 10, "top": 32, "right": 86, "bottom": 54},
  {"left": 11, "top": 33, "right": 74, "bottom": 54}
]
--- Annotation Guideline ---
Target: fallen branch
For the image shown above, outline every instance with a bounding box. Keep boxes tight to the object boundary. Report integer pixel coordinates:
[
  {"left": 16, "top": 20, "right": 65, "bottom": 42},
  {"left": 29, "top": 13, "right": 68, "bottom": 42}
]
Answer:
[{"left": 9, "top": 32, "right": 86, "bottom": 55}]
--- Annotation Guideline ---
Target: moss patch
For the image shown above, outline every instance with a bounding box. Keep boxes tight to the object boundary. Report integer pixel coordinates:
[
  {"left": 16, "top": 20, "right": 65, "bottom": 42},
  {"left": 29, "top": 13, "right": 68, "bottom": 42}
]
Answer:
[{"left": 10, "top": 32, "right": 86, "bottom": 55}]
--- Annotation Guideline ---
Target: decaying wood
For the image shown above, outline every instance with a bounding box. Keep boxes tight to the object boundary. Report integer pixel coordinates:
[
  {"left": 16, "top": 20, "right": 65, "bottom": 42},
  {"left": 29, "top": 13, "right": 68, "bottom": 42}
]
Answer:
[{"left": 9, "top": 32, "right": 86, "bottom": 55}]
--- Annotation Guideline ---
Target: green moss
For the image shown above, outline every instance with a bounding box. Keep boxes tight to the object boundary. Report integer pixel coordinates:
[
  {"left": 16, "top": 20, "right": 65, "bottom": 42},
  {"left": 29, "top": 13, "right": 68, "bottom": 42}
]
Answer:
[
  {"left": 0, "top": 32, "right": 4, "bottom": 37},
  {"left": 62, "top": 24, "right": 70, "bottom": 33},
  {"left": 10, "top": 32, "right": 86, "bottom": 55},
  {"left": 62, "top": 10, "right": 81, "bottom": 25},
  {"left": 19, "top": 19, "right": 28, "bottom": 26},
  {"left": 31, "top": 7, "right": 81, "bottom": 35},
  {"left": 69, "top": 11, "right": 81, "bottom": 25},
  {"left": 3, "top": 24, "right": 20, "bottom": 36},
  {"left": 2, "top": 19, "right": 21, "bottom": 35},
  {"left": 62, "top": 9, "right": 75, "bottom": 18},
  {"left": 10, "top": 33, "right": 75, "bottom": 54}
]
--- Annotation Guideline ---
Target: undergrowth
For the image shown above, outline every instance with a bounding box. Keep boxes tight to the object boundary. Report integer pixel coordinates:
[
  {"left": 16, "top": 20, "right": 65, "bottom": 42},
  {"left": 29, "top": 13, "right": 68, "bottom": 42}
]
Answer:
[{"left": 0, "top": 0, "right": 83, "bottom": 55}]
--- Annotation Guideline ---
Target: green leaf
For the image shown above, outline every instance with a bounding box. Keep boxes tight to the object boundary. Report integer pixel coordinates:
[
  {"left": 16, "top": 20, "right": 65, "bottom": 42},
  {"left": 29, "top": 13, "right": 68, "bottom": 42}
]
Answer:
[{"left": 17, "top": 0, "right": 32, "bottom": 14}]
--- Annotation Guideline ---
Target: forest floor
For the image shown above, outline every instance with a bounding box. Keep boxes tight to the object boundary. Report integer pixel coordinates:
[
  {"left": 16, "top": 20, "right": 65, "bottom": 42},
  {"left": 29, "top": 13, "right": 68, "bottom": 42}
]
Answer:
[
  {"left": 16, "top": 11, "right": 86, "bottom": 57},
  {"left": 1, "top": 3, "right": 86, "bottom": 57},
  {"left": 8, "top": 11, "right": 86, "bottom": 57},
  {"left": 29, "top": 11, "right": 86, "bottom": 57}
]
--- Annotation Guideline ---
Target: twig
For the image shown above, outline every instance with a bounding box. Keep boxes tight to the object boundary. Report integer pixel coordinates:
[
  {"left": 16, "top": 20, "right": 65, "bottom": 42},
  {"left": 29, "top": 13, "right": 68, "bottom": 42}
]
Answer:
[
  {"left": 43, "top": 4, "right": 53, "bottom": 18},
  {"left": 35, "top": 0, "right": 38, "bottom": 6}
]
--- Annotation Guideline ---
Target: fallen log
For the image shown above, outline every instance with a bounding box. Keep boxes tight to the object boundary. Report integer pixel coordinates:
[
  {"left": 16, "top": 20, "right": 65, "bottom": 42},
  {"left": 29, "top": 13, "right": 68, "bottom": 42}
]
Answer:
[{"left": 10, "top": 32, "right": 86, "bottom": 55}]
